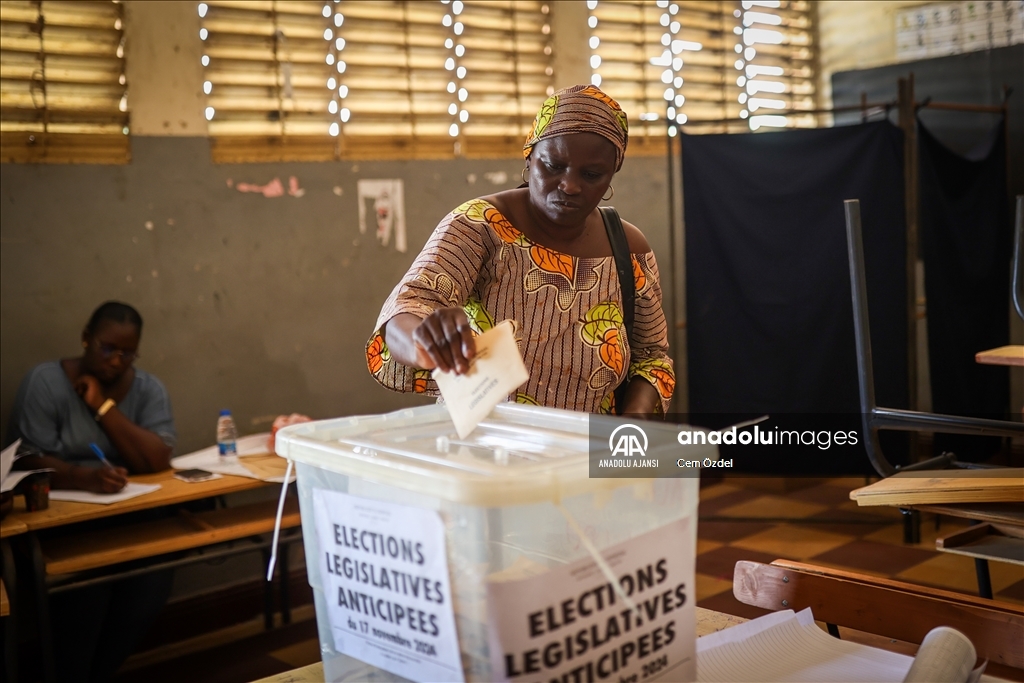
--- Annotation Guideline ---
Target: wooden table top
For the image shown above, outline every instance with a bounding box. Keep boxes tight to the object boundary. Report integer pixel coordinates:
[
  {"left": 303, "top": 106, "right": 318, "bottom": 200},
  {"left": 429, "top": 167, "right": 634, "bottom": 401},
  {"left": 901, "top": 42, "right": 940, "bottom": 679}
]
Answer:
[
  {"left": 976, "top": 345, "right": 1024, "bottom": 367},
  {"left": 0, "top": 516, "right": 29, "bottom": 539},
  {"left": 850, "top": 469, "right": 1024, "bottom": 507},
  {"left": 916, "top": 502, "right": 1024, "bottom": 527},
  {"left": 250, "top": 607, "right": 747, "bottom": 683},
  {"left": 1, "top": 468, "right": 278, "bottom": 534}
]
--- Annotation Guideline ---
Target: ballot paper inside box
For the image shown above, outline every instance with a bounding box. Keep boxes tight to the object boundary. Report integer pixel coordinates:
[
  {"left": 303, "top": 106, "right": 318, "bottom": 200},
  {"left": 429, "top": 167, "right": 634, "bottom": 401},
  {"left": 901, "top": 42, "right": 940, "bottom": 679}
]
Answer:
[{"left": 275, "top": 404, "right": 709, "bottom": 683}]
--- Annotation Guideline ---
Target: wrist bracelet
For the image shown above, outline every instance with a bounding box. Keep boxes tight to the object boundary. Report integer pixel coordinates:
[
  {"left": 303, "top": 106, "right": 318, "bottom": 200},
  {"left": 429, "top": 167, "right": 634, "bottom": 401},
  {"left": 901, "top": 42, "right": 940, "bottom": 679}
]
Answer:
[{"left": 95, "top": 398, "right": 116, "bottom": 421}]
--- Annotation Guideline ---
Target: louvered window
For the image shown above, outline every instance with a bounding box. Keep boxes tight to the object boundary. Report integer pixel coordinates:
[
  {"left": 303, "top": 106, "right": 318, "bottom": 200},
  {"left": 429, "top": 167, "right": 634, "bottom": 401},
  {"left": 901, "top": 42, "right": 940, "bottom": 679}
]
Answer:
[
  {"left": 588, "top": 0, "right": 818, "bottom": 135},
  {"left": 201, "top": 0, "right": 553, "bottom": 162},
  {"left": 0, "top": 0, "right": 129, "bottom": 163}
]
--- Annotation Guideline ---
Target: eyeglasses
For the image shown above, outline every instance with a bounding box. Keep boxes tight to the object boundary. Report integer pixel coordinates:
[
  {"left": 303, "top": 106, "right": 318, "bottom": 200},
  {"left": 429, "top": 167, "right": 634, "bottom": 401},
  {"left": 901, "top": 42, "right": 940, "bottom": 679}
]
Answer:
[{"left": 95, "top": 342, "right": 139, "bottom": 363}]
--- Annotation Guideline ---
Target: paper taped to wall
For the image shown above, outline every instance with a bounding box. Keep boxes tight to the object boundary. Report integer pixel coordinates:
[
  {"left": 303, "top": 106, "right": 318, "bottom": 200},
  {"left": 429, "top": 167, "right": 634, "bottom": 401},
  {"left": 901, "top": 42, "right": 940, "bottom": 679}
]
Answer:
[{"left": 357, "top": 178, "right": 406, "bottom": 252}]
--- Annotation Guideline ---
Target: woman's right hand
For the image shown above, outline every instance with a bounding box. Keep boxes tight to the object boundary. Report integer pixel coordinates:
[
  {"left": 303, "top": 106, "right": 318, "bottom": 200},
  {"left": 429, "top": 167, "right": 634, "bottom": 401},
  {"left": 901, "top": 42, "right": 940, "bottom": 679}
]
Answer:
[
  {"left": 79, "top": 465, "right": 129, "bottom": 493},
  {"left": 412, "top": 308, "right": 477, "bottom": 375}
]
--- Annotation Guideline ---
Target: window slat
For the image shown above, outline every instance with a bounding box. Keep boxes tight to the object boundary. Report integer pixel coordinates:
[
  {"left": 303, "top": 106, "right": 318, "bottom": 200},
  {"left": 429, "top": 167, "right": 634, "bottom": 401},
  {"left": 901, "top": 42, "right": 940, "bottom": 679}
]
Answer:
[
  {"left": 202, "top": 0, "right": 554, "bottom": 160},
  {"left": 590, "top": 0, "right": 818, "bottom": 134},
  {"left": 0, "top": 0, "right": 127, "bottom": 163}
]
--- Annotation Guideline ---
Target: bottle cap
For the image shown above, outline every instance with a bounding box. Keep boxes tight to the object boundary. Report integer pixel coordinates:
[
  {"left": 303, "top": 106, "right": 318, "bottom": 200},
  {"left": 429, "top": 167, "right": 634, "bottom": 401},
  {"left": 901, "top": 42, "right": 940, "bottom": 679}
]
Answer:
[{"left": 219, "top": 409, "right": 232, "bottom": 416}]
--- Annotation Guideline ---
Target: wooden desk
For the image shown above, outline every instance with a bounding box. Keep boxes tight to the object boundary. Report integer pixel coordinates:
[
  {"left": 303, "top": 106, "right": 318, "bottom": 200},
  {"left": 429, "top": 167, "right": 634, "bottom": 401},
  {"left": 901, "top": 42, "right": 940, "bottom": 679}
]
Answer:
[
  {"left": 1, "top": 514, "right": 26, "bottom": 683},
  {"left": 249, "top": 607, "right": 748, "bottom": 683},
  {"left": 2, "top": 465, "right": 277, "bottom": 533},
  {"left": 849, "top": 469, "right": 1024, "bottom": 507},
  {"left": 0, "top": 516, "right": 27, "bottom": 539},
  {"left": 851, "top": 478, "right": 1024, "bottom": 599},
  {"left": 976, "top": 345, "right": 1024, "bottom": 366},
  {"left": 4, "top": 465, "right": 299, "bottom": 683},
  {"left": 735, "top": 559, "right": 1024, "bottom": 674}
]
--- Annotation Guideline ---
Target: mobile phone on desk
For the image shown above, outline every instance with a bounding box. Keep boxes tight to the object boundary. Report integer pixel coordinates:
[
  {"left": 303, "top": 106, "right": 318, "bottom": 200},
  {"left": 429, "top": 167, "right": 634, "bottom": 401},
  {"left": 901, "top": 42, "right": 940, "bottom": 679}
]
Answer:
[{"left": 174, "top": 468, "right": 219, "bottom": 483}]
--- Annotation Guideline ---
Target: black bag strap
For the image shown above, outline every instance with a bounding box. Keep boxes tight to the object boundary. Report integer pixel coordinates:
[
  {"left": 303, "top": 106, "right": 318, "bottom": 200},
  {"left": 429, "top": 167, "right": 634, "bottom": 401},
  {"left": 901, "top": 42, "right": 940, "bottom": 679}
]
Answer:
[{"left": 599, "top": 206, "right": 634, "bottom": 342}]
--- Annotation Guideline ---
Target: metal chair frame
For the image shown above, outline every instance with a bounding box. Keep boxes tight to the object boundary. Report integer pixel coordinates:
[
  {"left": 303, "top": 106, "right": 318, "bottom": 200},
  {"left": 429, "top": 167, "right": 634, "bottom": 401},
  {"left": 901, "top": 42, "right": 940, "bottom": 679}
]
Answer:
[
  {"left": 844, "top": 199, "right": 1024, "bottom": 598},
  {"left": 844, "top": 199, "right": 1024, "bottom": 479},
  {"left": 1013, "top": 195, "right": 1023, "bottom": 323}
]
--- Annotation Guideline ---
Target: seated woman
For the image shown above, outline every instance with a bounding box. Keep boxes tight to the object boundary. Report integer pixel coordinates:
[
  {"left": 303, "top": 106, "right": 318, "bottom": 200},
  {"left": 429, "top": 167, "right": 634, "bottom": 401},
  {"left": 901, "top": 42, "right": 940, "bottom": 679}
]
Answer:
[
  {"left": 8, "top": 300, "right": 175, "bottom": 491},
  {"left": 368, "top": 85, "right": 674, "bottom": 417},
  {"left": 6, "top": 301, "right": 176, "bottom": 682}
]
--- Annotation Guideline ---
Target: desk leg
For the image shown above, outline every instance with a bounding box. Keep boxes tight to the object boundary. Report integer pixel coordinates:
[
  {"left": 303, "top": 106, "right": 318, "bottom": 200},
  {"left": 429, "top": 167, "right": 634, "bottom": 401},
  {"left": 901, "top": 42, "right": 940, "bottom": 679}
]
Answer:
[
  {"left": 2, "top": 539, "right": 18, "bottom": 683},
  {"left": 261, "top": 547, "right": 274, "bottom": 630},
  {"left": 900, "top": 508, "right": 920, "bottom": 544},
  {"left": 28, "top": 534, "right": 56, "bottom": 683},
  {"left": 279, "top": 539, "right": 291, "bottom": 626},
  {"left": 974, "top": 558, "right": 993, "bottom": 599}
]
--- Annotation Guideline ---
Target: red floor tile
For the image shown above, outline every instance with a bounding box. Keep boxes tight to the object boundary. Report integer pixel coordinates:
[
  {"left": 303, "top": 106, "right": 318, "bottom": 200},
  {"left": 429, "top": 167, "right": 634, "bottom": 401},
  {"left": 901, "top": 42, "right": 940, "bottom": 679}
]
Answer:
[
  {"left": 809, "top": 540, "right": 939, "bottom": 575},
  {"left": 696, "top": 544, "right": 785, "bottom": 582}
]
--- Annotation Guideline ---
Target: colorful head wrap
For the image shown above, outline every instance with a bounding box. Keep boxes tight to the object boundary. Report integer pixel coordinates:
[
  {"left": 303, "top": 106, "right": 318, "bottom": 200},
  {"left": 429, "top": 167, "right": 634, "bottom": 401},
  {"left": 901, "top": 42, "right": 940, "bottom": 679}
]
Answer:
[{"left": 523, "top": 84, "right": 629, "bottom": 171}]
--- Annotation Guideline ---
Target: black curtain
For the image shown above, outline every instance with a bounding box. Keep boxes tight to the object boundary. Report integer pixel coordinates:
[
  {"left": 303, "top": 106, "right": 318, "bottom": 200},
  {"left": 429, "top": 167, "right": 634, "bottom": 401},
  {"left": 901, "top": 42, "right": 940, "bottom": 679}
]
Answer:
[
  {"left": 683, "top": 122, "right": 908, "bottom": 472},
  {"left": 919, "top": 119, "right": 1011, "bottom": 461}
]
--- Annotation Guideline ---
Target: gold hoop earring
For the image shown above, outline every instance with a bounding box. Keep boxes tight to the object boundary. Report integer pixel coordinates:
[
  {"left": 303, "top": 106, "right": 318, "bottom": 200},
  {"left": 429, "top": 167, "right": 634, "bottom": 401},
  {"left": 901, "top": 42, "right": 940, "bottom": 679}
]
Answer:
[
  {"left": 603, "top": 185, "right": 614, "bottom": 201},
  {"left": 521, "top": 166, "right": 529, "bottom": 184}
]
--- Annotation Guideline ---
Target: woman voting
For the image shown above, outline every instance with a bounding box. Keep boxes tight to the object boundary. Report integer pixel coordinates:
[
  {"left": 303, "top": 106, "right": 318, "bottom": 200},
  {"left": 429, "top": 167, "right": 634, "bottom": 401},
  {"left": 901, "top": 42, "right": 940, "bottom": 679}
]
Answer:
[
  {"left": 368, "top": 85, "right": 674, "bottom": 418},
  {"left": 7, "top": 300, "right": 176, "bottom": 491}
]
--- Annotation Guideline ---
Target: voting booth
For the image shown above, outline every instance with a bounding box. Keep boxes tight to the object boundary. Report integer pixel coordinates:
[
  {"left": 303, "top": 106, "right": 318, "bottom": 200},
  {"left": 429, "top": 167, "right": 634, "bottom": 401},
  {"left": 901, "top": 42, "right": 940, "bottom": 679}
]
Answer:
[{"left": 276, "top": 404, "right": 710, "bottom": 683}]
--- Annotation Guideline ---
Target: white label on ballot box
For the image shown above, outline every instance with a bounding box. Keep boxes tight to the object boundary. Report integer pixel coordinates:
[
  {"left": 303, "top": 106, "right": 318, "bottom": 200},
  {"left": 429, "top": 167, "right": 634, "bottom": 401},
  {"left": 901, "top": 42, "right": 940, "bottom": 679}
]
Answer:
[
  {"left": 312, "top": 489, "right": 465, "bottom": 683},
  {"left": 486, "top": 517, "right": 696, "bottom": 683}
]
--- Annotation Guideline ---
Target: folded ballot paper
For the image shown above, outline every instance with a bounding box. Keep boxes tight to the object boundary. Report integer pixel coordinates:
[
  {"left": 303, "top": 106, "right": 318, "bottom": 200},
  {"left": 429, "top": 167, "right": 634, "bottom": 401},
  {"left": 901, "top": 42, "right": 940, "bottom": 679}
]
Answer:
[
  {"left": 697, "top": 608, "right": 988, "bottom": 683},
  {"left": 1, "top": 438, "right": 52, "bottom": 493},
  {"left": 431, "top": 320, "right": 530, "bottom": 439}
]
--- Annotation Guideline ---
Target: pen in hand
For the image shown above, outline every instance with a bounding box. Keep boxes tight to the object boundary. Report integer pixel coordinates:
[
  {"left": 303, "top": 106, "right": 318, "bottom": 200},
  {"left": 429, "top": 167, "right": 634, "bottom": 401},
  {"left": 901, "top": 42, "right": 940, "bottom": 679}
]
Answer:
[{"left": 89, "top": 442, "right": 114, "bottom": 469}]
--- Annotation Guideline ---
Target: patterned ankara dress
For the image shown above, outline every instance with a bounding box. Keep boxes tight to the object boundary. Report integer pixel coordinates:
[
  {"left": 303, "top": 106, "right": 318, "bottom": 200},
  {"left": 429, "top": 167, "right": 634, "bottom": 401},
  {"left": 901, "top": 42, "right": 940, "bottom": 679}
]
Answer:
[{"left": 366, "top": 199, "right": 675, "bottom": 415}]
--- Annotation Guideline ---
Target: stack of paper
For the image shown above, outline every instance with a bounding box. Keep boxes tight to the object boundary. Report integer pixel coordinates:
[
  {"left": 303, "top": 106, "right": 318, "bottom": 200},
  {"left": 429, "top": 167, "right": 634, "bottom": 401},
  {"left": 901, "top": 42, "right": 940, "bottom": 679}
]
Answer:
[
  {"left": 697, "top": 609, "right": 986, "bottom": 683},
  {"left": 170, "top": 433, "right": 293, "bottom": 483},
  {"left": 1, "top": 439, "right": 52, "bottom": 494}
]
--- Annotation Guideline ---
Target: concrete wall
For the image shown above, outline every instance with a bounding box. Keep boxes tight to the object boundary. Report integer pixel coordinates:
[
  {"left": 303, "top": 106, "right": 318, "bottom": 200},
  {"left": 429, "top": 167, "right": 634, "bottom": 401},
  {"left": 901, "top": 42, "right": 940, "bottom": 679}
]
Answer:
[
  {"left": 0, "top": 2, "right": 674, "bottom": 603},
  {"left": 12, "top": 1, "right": 1013, "bottom": 453},
  {"left": 818, "top": 1, "right": 930, "bottom": 107},
  {"left": 0, "top": 143, "right": 672, "bottom": 455},
  {"left": 123, "top": 1, "right": 207, "bottom": 137},
  {"left": 0, "top": 2, "right": 674, "bottom": 455}
]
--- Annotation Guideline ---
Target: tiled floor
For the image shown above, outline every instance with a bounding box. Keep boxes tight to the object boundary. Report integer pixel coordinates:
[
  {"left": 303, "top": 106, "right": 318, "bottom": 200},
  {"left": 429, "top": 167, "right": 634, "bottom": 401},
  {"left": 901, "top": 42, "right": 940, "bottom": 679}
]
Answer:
[
  {"left": 113, "top": 477, "right": 1024, "bottom": 683},
  {"left": 693, "top": 477, "right": 1024, "bottom": 620}
]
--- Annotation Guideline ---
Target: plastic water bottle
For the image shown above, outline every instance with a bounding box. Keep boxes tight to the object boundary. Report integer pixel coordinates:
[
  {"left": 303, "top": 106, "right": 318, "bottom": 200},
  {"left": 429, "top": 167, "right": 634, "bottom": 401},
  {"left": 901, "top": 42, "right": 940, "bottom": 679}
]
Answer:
[{"left": 216, "top": 409, "right": 238, "bottom": 459}]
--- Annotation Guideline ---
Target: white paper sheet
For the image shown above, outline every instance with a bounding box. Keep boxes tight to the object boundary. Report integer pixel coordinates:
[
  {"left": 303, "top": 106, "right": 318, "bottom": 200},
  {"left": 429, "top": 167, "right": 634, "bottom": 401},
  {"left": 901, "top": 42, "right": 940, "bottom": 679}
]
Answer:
[
  {"left": 1, "top": 438, "right": 18, "bottom": 483},
  {"left": 696, "top": 608, "right": 805, "bottom": 652},
  {"left": 432, "top": 321, "right": 529, "bottom": 439},
  {"left": 1, "top": 438, "right": 53, "bottom": 493},
  {"left": 696, "top": 608, "right": 990, "bottom": 683},
  {"left": 698, "top": 609, "right": 913, "bottom": 682},
  {"left": 357, "top": 178, "right": 407, "bottom": 252},
  {"left": 312, "top": 489, "right": 464, "bottom": 682},
  {"left": 169, "top": 433, "right": 293, "bottom": 483},
  {"left": 49, "top": 482, "right": 161, "bottom": 505},
  {"left": 170, "top": 433, "right": 272, "bottom": 469}
]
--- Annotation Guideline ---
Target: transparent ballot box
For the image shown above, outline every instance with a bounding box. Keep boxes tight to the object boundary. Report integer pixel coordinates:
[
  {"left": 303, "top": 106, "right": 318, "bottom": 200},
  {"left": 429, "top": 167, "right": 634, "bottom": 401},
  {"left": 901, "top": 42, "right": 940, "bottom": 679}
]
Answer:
[{"left": 275, "top": 404, "right": 713, "bottom": 683}]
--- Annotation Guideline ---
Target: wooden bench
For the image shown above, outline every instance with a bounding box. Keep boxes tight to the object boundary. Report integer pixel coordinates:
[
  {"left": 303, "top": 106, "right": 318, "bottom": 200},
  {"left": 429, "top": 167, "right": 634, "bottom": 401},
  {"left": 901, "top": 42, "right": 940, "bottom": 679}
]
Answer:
[
  {"left": 39, "top": 497, "right": 301, "bottom": 576},
  {"left": 733, "top": 559, "right": 1024, "bottom": 671}
]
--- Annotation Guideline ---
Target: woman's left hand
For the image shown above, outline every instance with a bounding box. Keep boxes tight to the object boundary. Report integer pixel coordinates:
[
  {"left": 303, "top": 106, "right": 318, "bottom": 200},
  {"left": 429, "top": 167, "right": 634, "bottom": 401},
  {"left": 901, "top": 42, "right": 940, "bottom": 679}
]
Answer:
[
  {"left": 619, "top": 380, "right": 662, "bottom": 420},
  {"left": 74, "top": 374, "right": 107, "bottom": 412}
]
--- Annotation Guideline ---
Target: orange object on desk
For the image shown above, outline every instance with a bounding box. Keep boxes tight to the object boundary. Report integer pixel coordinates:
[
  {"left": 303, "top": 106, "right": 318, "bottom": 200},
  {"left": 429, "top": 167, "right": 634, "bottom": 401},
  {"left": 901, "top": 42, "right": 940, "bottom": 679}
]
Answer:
[{"left": 975, "top": 345, "right": 1024, "bottom": 367}]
